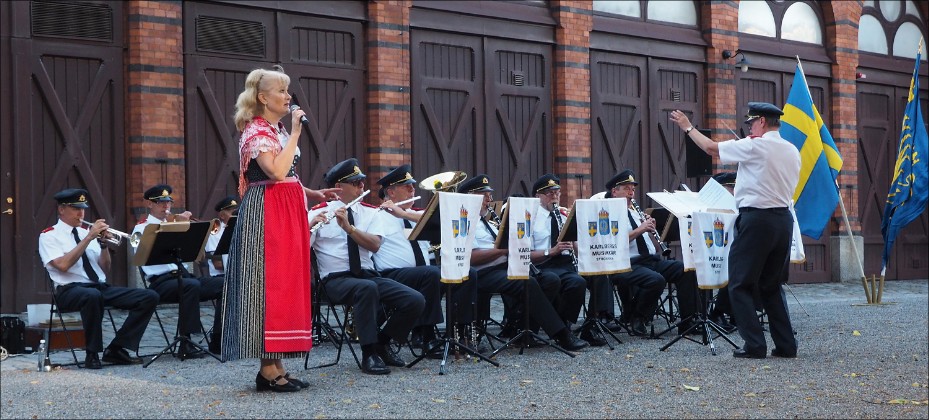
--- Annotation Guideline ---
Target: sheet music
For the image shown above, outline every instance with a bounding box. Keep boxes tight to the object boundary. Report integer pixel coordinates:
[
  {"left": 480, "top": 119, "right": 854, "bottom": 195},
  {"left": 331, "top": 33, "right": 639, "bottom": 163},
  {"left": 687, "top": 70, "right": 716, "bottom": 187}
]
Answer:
[{"left": 697, "top": 178, "right": 737, "bottom": 211}]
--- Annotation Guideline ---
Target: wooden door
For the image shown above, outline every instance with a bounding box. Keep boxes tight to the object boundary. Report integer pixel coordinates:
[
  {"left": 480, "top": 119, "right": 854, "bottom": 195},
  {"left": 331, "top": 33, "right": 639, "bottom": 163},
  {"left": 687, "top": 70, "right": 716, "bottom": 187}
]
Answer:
[
  {"left": 648, "top": 58, "right": 704, "bottom": 197},
  {"left": 410, "top": 31, "right": 483, "bottom": 193},
  {"left": 483, "top": 38, "right": 552, "bottom": 198},
  {"left": 590, "top": 51, "right": 647, "bottom": 196}
]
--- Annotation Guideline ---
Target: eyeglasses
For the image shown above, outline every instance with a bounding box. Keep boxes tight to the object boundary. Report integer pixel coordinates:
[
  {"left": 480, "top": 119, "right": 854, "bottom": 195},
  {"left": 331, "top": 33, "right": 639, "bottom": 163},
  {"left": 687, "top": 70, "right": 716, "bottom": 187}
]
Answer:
[
  {"left": 345, "top": 180, "right": 364, "bottom": 187},
  {"left": 543, "top": 189, "right": 561, "bottom": 197}
]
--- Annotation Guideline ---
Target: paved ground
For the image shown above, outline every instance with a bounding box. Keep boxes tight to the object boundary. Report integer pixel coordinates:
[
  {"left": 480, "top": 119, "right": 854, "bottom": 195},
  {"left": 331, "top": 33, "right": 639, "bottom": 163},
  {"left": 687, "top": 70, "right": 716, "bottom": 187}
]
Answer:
[{"left": 1, "top": 279, "right": 927, "bottom": 419}]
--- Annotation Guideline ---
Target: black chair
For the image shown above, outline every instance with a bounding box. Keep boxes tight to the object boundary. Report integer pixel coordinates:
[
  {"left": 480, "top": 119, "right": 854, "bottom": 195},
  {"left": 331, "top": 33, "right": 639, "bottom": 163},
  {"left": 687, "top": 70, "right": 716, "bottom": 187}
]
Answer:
[
  {"left": 43, "top": 272, "right": 118, "bottom": 368},
  {"left": 651, "top": 282, "right": 679, "bottom": 336},
  {"left": 138, "top": 267, "right": 174, "bottom": 348},
  {"left": 304, "top": 251, "right": 361, "bottom": 370}
]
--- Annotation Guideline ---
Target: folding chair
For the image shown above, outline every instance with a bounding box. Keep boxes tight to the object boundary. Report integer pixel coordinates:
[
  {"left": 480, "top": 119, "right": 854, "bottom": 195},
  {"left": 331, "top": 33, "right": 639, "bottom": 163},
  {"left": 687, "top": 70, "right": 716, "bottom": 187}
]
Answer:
[
  {"left": 138, "top": 267, "right": 173, "bottom": 347},
  {"left": 305, "top": 251, "right": 361, "bottom": 369},
  {"left": 44, "top": 272, "right": 118, "bottom": 368}
]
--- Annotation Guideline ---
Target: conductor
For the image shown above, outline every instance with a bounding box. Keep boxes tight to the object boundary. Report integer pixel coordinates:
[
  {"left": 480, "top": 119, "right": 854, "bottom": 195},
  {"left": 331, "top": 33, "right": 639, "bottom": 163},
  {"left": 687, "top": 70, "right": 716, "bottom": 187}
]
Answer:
[{"left": 670, "top": 102, "right": 800, "bottom": 359}]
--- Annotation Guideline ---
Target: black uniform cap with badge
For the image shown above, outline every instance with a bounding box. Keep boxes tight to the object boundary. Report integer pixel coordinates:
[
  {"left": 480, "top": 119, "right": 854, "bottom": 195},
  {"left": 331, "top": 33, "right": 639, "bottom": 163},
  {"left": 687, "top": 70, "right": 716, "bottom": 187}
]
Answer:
[
  {"left": 457, "top": 174, "right": 495, "bottom": 194},
  {"left": 377, "top": 164, "right": 417, "bottom": 199},
  {"left": 54, "top": 188, "right": 91, "bottom": 208},
  {"left": 743, "top": 102, "right": 784, "bottom": 125},
  {"left": 604, "top": 169, "right": 637, "bottom": 199},
  {"left": 324, "top": 158, "right": 366, "bottom": 187},
  {"left": 712, "top": 172, "right": 737, "bottom": 187},
  {"left": 532, "top": 174, "right": 561, "bottom": 196},
  {"left": 214, "top": 195, "right": 240, "bottom": 212},
  {"left": 144, "top": 184, "right": 174, "bottom": 202}
]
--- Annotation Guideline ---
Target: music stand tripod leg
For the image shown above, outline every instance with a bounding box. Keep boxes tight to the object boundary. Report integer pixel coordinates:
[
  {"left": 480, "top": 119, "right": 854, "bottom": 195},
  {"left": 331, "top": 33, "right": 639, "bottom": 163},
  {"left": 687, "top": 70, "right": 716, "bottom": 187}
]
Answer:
[
  {"left": 144, "top": 258, "right": 223, "bottom": 368},
  {"left": 488, "top": 270, "right": 576, "bottom": 359},
  {"left": 578, "top": 275, "right": 623, "bottom": 349},
  {"left": 406, "top": 282, "right": 500, "bottom": 374},
  {"left": 659, "top": 288, "right": 740, "bottom": 354}
]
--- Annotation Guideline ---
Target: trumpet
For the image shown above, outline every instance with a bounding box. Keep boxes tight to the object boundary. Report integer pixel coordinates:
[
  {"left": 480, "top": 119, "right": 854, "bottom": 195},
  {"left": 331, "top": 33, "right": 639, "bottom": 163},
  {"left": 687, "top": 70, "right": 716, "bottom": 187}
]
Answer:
[
  {"left": 629, "top": 198, "right": 671, "bottom": 256},
  {"left": 310, "top": 190, "right": 371, "bottom": 234},
  {"left": 81, "top": 219, "right": 142, "bottom": 247}
]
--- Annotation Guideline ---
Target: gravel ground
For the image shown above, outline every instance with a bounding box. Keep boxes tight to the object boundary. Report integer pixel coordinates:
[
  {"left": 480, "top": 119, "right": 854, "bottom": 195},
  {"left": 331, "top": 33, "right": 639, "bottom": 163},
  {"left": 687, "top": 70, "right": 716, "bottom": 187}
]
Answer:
[{"left": 1, "top": 280, "right": 927, "bottom": 419}]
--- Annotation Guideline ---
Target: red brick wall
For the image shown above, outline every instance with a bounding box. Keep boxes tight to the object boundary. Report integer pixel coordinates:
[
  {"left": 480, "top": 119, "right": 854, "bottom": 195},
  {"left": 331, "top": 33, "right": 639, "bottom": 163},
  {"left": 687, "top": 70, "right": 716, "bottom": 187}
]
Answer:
[
  {"left": 551, "top": 1, "right": 593, "bottom": 204},
  {"left": 700, "top": 1, "right": 739, "bottom": 174},
  {"left": 366, "top": 0, "right": 412, "bottom": 201},
  {"left": 125, "top": 1, "right": 185, "bottom": 220}
]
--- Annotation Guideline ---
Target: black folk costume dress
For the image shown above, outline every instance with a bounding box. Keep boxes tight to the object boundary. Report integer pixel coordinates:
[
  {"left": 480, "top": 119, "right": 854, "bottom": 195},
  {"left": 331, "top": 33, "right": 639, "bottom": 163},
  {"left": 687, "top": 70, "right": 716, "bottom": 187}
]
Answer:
[{"left": 221, "top": 116, "right": 312, "bottom": 360}]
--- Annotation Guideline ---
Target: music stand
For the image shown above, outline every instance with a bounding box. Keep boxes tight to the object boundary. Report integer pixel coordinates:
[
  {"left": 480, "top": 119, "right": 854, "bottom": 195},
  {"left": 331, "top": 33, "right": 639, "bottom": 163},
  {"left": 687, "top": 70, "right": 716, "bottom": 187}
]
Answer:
[
  {"left": 134, "top": 221, "right": 223, "bottom": 367},
  {"left": 212, "top": 216, "right": 236, "bottom": 257},
  {"left": 486, "top": 201, "right": 575, "bottom": 358},
  {"left": 405, "top": 193, "right": 500, "bottom": 374},
  {"left": 658, "top": 286, "right": 740, "bottom": 354},
  {"left": 557, "top": 206, "right": 624, "bottom": 348}
]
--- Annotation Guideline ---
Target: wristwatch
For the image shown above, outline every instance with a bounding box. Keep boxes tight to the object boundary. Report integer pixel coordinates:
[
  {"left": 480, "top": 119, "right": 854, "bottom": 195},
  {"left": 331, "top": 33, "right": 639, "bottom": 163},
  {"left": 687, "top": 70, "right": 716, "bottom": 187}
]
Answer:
[
  {"left": 544, "top": 249, "right": 549, "bottom": 257},
  {"left": 685, "top": 126, "right": 694, "bottom": 134}
]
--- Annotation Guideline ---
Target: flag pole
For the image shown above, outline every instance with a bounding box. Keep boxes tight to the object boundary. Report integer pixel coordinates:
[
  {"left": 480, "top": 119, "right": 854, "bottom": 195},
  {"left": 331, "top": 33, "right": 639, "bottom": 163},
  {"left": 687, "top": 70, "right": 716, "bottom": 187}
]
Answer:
[{"left": 797, "top": 55, "right": 871, "bottom": 303}]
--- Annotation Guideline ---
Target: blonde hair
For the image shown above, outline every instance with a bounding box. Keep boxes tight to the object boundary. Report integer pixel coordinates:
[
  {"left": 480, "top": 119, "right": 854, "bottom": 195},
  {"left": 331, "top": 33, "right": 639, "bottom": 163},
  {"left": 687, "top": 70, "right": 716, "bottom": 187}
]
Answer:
[{"left": 233, "top": 65, "right": 291, "bottom": 131}]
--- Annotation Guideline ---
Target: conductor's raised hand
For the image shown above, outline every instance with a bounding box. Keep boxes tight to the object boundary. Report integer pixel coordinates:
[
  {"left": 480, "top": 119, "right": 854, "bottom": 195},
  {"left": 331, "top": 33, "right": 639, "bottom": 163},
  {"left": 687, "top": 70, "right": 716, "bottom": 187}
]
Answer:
[{"left": 669, "top": 110, "right": 692, "bottom": 131}]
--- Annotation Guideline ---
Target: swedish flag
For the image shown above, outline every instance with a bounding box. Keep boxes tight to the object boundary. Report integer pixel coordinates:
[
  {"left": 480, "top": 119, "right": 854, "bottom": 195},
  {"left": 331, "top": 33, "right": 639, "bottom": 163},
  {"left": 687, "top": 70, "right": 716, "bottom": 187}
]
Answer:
[
  {"left": 780, "top": 64, "right": 843, "bottom": 240},
  {"left": 881, "top": 47, "right": 929, "bottom": 273}
]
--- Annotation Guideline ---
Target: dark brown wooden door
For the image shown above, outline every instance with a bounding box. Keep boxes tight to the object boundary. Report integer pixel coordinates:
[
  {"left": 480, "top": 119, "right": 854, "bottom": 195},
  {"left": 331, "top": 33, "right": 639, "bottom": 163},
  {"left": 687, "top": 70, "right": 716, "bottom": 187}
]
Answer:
[
  {"left": 736, "top": 70, "right": 832, "bottom": 283},
  {"left": 185, "top": 3, "right": 364, "bottom": 216},
  {"left": 410, "top": 32, "right": 552, "bottom": 199},
  {"left": 590, "top": 51, "right": 647, "bottom": 196},
  {"left": 857, "top": 82, "right": 929, "bottom": 279},
  {"left": 7, "top": 37, "right": 125, "bottom": 313},
  {"left": 484, "top": 38, "right": 552, "bottom": 198},
  {"left": 0, "top": 1, "right": 15, "bottom": 313},
  {"left": 649, "top": 58, "right": 704, "bottom": 195},
  {"left": 410, "top": 31, "right": 483, "bottom": 193}
]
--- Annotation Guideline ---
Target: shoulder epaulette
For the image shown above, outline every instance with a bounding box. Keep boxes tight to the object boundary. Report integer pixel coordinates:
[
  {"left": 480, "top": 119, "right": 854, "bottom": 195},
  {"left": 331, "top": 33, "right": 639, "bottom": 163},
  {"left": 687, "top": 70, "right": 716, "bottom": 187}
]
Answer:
[
  {"left": 749, "top": 135, "right": 761, "bottom": 139},
  {"left": 360, "top": 202, "right": 378, "bottom": 209},
  {"left": 137, "top": 217, "right": 148, "bottom": 225},
  {"left": 411, "top": 207, "right": 424, "bottom": 212},
  {"left": 311, "top": 202, "right": 328, "bottom": 211},
  {"left": 41, "top": 226, "right": 54, "bottom": 233}
]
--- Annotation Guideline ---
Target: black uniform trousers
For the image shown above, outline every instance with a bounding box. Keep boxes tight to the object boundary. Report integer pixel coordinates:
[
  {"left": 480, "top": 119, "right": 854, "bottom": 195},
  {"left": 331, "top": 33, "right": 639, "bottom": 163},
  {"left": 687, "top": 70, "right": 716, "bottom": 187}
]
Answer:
[
  {"left": 610, "top": 255, "right": 699, "bottom": 326},
  {"left": 381, "top": 266, "right": 444, "bottom": 327},
  {"left": 537, "top": 256, "right": 588, "bottom": 325},
  {"left": 148, "top": 269, "right": 221, "bottom": 337},
  {"left": 56, "top": 282, "right": 159, "bottom": 353},
  {"left": 475, "top": 264, "right": 567, "bottom": 338},
  {"left": 728, "top": 207, "right": 796, "bottom": 356},
  {"left": 322, "top": 270, "right": 425, "bottom": 346}
]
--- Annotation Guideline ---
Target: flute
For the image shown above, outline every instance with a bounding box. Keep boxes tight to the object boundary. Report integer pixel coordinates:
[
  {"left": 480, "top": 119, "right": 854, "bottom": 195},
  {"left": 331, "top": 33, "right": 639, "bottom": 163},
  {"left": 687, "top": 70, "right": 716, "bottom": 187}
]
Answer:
[
  {"left": 379, "top": 196, "right": 421, "bottom": 212},
  {"left": 310, "top": 190, "right": 370, "bottom": 234}
]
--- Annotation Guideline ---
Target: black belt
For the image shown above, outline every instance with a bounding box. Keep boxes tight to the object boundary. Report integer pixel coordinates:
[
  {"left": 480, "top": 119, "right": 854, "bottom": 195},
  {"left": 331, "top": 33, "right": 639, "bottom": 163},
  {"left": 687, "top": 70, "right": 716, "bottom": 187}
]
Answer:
[
  {"left": 148, "top": 270, "right": 182, "bottom": 284},
  {"left": 323, "top": 268, "right": 380, "bottom": 282},
  {"left": 739, "top": 207, "right": 788, "bottom": 213},
  {"left": 57, "top": 282, "right": 107, "bottom": 293}
]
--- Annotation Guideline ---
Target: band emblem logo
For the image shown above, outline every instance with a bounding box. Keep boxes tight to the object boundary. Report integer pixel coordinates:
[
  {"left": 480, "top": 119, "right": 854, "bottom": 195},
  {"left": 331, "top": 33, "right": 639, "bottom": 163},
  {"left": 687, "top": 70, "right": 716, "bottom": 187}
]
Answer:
[{"left": 451, "top": 205, "right": 470, "bottom": 238}]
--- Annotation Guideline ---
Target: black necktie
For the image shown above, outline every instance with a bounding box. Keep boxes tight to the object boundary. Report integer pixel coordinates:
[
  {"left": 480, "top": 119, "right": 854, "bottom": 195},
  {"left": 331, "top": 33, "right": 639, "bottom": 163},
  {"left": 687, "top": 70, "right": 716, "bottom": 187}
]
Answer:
[
  {"left": 403, "top": 219, "right": 426, "bottom": 267},
  {"left": 550, "top": 211, "right": 559, "bottom": 247},
  {"left": 628, "top": 212, "right": 651, "bottom": 257},
  {"left": 71, "top": 227, "right": 100, "bottom": 282},
  {"left": 346, "top": 209, "right": 362, "bottom": 276},
  {"left": 481, "top": 218, "right": 497, "bottom": 240}
]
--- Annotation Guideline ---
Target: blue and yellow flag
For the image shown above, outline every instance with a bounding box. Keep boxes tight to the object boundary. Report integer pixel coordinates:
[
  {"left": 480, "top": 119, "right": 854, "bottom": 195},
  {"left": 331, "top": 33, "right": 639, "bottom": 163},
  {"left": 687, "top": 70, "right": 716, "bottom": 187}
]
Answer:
[
  {"left": 881, "top": 47, "right": 929, "bottom": 273},
  {"left": 780, "top": 64, "right": 843, "bottom": 240}
]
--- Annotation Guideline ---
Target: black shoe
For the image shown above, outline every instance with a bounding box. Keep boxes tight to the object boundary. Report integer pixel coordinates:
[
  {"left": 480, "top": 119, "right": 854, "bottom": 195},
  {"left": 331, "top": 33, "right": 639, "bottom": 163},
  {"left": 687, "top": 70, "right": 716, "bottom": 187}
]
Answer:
[
  {"left": 601, "top": 318, "right": 625, "bottom": 333},
  {"left": 629, "top": 318, "right": 647, "bottom": 336},
  {"left": 178, "top": 343, "right": 206, "bottom": 360},
  {"left": 421, "top": 339, "right": 445, "bottom": 360},
  {"left": 284, "top": 372, "right": 310, "bottom": 388},
  {"left": 255, "top": 373, "right": 301, "bottom": 392},
  {"left": 711, "top": 314, "right": 737, "bottom": 334},
  {"left": 84, "top": 352, "right": 102, "bottom": 369},
  {"left": 771, "top": 348, "right": 797, "bottom": 358},
  {"left": 732, "top": 349, "right": 766, "bottom": 359},
  {"left": 555, "top": 331, "right": 590, "bottom": 351},
  {"left": 409, "top": 329, "right": 424, "bottom": 349},
  {"left": 376, "top": 344, "right": 406, "bottom": 367},
  {"left": 361, "top": 354, "right": 390, "bottom": 375},
  {"left": 579, "top": 327, "right": 607, "bottom": 347},
  {"left": 102, "top": 346, "right": 142, "bottom": 365}
]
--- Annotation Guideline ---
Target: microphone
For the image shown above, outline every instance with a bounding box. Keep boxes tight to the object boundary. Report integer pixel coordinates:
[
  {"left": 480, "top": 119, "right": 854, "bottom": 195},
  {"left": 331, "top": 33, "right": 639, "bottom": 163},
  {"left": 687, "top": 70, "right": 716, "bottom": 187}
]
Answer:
[{"left": 289, "top": 104, "right": 309, "bottom": 126}]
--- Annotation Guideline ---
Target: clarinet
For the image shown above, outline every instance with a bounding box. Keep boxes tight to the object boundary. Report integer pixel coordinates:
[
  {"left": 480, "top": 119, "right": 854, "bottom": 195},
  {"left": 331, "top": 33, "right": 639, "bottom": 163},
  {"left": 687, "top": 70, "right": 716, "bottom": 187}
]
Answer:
[
  {"left": 629, "top": 198, "right": 671, "bottom": 256},
  {"left": 551, "top": 202, "right": 579, "bottom": 271},
  {"left": 486, "top": 206, "right": 503, "bottom": 228}
]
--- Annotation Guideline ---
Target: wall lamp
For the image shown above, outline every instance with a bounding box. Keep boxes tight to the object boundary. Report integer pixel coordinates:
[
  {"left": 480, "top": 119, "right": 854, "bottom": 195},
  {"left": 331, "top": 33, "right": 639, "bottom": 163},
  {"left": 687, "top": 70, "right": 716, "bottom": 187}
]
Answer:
[{"left": 722, "top": 49, "right": 750, "bottom": 73}]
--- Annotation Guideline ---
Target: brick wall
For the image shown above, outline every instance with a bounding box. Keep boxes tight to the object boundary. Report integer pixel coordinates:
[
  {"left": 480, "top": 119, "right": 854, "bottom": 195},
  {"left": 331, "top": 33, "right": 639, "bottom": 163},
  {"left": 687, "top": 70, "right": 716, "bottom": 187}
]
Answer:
[
  {"left": 125, "top": 1, "right": 185, "bottom": 220},
  {"left": 700, "top": 1, "right": 739, "bottom": 174},
  {"left": 551, "top": 1, "right": 593, "bottom": 203},
  {"left": 366, "top": 0, "right": 412, "bottom": 201}
]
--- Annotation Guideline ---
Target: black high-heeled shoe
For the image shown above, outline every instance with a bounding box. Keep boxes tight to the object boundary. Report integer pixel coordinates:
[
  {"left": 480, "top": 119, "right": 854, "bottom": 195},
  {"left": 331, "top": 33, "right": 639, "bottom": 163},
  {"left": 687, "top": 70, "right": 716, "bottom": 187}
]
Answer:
[
  {"left": 255, "top": 373, "right": 301, "bottom": 392},
  {"left": 283, "top": 372, "right": 309, "bottom": 389}
]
